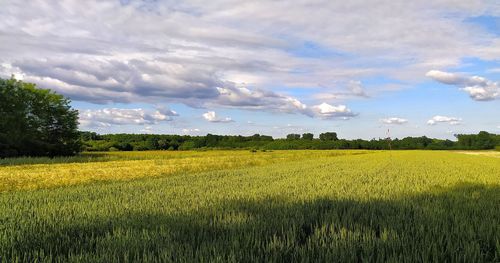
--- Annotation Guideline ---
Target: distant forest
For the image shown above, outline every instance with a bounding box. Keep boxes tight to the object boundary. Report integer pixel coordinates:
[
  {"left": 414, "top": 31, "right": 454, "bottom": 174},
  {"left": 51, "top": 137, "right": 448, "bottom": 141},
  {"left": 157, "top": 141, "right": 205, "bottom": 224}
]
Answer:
[{"left": 81, "top": 131, "right": 500, "bottom": 151}]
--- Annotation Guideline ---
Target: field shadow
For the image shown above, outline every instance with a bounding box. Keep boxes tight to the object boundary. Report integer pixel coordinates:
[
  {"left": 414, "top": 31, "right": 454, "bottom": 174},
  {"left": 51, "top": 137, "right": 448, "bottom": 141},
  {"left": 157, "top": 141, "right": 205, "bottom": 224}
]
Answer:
[{"left": 6, "top": 183, "right": 500, "bottom": 262}]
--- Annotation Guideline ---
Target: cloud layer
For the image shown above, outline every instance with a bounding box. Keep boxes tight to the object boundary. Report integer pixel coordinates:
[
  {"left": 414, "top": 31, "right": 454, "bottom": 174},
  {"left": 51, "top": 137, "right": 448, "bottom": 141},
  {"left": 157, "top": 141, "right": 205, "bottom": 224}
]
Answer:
[{"left": 1, "top": 1, "right": 499, "bottom": 108}]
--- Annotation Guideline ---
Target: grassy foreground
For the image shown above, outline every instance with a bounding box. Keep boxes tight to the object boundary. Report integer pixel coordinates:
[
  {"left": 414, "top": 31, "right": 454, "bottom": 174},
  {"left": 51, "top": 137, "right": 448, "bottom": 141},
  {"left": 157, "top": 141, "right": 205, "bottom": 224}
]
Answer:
[{"left": 0, "top": 150, "right": 499, "bottom": 262}]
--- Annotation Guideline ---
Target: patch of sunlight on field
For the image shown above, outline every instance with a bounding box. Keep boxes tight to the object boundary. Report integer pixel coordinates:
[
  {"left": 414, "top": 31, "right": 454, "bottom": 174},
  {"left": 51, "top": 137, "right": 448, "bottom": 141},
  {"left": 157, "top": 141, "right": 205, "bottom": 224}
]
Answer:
[
  {"left": 0, "top": 150, "right": 367, "bottom": 192},
  {"left": 456, "top": 151, "right": 500, "bottom": 158}
]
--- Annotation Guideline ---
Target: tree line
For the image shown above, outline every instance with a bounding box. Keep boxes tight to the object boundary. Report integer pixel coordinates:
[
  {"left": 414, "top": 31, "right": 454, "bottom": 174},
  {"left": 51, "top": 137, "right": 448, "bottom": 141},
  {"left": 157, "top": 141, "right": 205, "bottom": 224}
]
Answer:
[{"left": 80, "top": 131, "right": 500, "bottom": 152}]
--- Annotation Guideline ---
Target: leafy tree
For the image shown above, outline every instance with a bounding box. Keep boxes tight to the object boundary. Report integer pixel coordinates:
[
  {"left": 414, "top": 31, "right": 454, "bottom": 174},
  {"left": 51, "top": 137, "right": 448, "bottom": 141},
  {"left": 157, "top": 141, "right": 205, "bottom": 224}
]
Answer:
[
  {"left": 132, "top": 141, "right": 150, "bottom": 151},
  {"left": 319, "top": 132, "right": 338, "bottom": 141},
  {"left": 116, "top": 142, "right": 133, "bottom": 151},
  {"left": 259, "top": 135, "right": 273, "bottom": 141},
  {"left": 205, "top": 134, "right": 221, "bottom": 147},
  {"left": 286, "top": 134, "right": 301, "bottom": 140},
  {"left": 475, "top": 131, "right": 496, "bottom": 149},
  {"left": 179, "top": 141, "right": 196, "bottom": 150},
  {"left": 146, "top": 137, "right": 159, "bottom": 149},
  {"left": 250, "top": 134, "right": 261, "bottom": 141},
  {"left": 456, "top": 131, "right": 496, "bottom": 150},
  {"left": 157, "top": 139, "right": 169, "bottom": 150},
  {"left": 302, "top": 133, "right": 314, "bottom": 140},
  {"left": 80, "top": 131, "right": 101, "bottom": 141},
  {"left": 0, "top": 77, "right": 80, "bottom": 157}
]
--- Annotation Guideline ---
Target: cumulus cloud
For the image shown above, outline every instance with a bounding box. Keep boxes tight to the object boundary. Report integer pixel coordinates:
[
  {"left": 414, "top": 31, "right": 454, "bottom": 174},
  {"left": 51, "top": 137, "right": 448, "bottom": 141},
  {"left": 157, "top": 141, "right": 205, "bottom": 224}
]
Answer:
[
  {"left": 202, "top": 111, "right": 234, "bottom": 123},
  {"left": 426, "top": 70, "right": 500, "bottom": 101},
  {"left": 79, "top": 107, "right": 178, "bottom": 128},
  {"left": 215, "top": 86, "right": 308, "bottom": 113},
  {"left": 381, "top": 117, "right": 408, "bottom": 125},
  {"left": 427, "top": 115, "right": 462, "bottom": 126},
  {"left": 309, "top": 103, "right": 357, "bottom": 119},
  {"left": 426, "top": 70, "right": 465, "bottom": 85}
]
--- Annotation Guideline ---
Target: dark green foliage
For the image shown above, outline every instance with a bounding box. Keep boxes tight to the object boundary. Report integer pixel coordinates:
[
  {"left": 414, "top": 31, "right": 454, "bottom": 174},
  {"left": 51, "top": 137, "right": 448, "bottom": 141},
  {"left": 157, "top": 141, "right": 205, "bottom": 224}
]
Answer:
[
  {"left": 302, "top": 133, "right": 314, "bottom": 140},
  {"left": 80, "top": 131, "right": 101, "bottom": 141},
  {"left": 82, "top": 133, "right": 276, "bottom": 151},
  {"left": 286, "top": 134, "right": 301, "bottom": 140},
  {"left": 319, "top": 132, "right": 338, "bottom": 141},
  {"left": 0, "top": 77, "right": 80, "bottom": 157},
  {"left": 456, "top": 131, "right": 499, "bottom": 150},
  {"left": 80, "top": 132, "right": 500, "bottom": 152}
]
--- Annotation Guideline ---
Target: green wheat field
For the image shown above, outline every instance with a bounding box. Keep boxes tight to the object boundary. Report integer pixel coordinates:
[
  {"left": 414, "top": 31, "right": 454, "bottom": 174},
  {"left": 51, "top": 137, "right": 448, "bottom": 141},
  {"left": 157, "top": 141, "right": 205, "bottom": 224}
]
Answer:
[{"left": 1, "top": 150, "right": 499, "bottom": 262}]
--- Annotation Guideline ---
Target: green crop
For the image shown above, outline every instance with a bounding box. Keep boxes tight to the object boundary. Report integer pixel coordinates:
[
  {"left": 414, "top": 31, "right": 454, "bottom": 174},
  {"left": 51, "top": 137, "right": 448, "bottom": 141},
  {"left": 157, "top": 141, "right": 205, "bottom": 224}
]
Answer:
[{"left": 0, "top": 150, "right": 499, "bottom": 262}]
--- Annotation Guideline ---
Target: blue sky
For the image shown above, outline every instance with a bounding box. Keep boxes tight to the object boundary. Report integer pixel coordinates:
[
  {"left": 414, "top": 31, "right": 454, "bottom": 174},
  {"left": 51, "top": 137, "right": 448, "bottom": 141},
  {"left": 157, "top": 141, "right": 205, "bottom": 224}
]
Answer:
[{"left": 1, "top": 1, "right": 499, "bottom": 139}]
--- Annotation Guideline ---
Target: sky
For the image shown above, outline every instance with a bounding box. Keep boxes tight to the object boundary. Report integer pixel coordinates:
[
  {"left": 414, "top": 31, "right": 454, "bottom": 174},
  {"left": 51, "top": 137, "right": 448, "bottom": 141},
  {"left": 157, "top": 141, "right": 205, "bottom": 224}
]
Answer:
[{"left": 0, "top": 0, "right": 499, "bottom": 139}]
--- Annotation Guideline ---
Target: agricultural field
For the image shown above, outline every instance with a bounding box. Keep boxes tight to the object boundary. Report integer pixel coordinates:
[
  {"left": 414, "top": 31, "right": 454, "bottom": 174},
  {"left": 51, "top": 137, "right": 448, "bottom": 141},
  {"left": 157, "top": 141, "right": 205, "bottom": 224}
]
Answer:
[{"left": 1, "top": 150, "right": 499, "bottom": 262}]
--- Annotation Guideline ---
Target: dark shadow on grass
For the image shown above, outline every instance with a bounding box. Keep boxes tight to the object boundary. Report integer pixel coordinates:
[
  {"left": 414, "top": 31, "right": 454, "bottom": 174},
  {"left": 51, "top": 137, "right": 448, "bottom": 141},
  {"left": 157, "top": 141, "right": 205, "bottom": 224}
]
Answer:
[{"left": 4, "top": 183, "right": 500, "bottom": 262}]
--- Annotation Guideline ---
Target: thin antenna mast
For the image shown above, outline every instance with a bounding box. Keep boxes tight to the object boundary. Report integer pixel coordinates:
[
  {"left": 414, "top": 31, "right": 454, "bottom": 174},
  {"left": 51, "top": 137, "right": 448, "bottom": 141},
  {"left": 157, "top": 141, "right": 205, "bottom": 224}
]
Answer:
[{"left": 387, "top": 129, "right": 392, "bottom": 150}]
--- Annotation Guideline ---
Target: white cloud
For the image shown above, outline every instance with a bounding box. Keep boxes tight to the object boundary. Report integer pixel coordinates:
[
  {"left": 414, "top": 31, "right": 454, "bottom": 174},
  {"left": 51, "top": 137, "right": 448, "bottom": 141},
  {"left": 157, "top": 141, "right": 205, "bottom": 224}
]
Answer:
[
  {"left": 202, "top": 111, "right": 234, "bottom": 123},
  {"left": 182, "top": 128, "right": 201, "bottom": 134},
  {"left": 215, "top": 86, "right": 308, "bottom": 113},
  {"left": 309, "top": 103, "right": 357, "bottom": 119},
  {"left": 79, "top": 107, "right": 178, "bottom": 128},
  {"left": 426, "top": 70, "right": 465, "bottom": 85},
  {"left": 426, "top": 70, "right": 500, "bottom": 101},
  {"left": 427, "top": 115, "right": 462, "bottom": 126},
  {"left": 140, "top": 126, "right": 153, "bottom": 134},
  {"left": 381, "top": 117, "right": 408, "bottom": 125}
]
